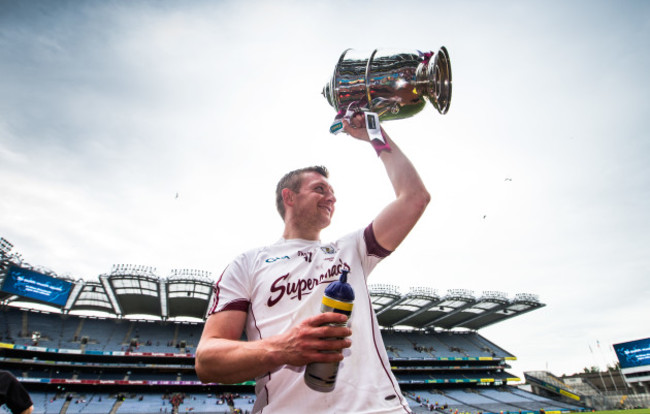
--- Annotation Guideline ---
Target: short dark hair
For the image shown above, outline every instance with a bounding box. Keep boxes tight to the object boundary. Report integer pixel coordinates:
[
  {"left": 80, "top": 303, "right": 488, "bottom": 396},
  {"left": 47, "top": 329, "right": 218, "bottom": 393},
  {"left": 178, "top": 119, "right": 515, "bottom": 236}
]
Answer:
[{"left": 275, "top": 166, "right": 329, "bottom": 220}]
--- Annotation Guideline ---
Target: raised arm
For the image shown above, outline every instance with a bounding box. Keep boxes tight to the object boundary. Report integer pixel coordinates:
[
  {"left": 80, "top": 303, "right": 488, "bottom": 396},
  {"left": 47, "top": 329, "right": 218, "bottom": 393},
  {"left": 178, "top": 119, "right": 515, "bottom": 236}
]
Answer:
[
  {"left": 342, "top": 115, "right": 430, "bottom": 251},
  {"left": 195, "top": 311, "right": 352, "bottom": 384}
]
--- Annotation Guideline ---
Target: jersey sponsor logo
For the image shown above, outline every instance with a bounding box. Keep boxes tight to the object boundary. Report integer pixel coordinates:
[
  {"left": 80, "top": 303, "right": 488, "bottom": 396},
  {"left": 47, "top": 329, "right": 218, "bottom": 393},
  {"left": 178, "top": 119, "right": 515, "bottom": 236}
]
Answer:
[
  {"left": 267, "top": 260, "right": 350, "bottom": 307},
  {"left": 265, "top": 255, "right": 290, "bottom": 263}
]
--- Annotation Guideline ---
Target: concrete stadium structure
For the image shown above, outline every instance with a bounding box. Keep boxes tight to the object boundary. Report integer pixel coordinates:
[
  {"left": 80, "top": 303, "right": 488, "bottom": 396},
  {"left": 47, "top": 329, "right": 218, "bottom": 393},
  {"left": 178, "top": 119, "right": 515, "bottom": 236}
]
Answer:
[{"left": 2, "top": 235, "right": 622, "bottom": 414}]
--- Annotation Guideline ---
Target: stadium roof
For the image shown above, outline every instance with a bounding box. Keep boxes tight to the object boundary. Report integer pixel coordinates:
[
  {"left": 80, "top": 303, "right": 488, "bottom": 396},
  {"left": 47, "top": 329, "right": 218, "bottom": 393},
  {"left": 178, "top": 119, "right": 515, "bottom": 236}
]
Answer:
[
  {"left": 1, "top": 241, "right": 544, "bottom": 328},
  {"left": 370, "top": 285, "right": 544, "bottom": 330}
]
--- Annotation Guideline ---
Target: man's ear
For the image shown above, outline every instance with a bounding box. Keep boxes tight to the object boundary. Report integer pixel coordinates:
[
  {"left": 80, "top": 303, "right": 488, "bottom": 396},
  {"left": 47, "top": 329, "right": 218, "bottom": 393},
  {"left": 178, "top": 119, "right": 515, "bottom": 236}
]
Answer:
[{"left": 282, "top": 188, "right": 294, "bottom": 207}]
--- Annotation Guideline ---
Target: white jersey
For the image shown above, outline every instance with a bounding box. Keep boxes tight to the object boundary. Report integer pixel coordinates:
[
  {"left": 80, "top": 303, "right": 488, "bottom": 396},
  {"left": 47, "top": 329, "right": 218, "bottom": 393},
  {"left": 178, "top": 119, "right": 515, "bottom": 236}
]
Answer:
[{"left": 209, "top": 224, "right": 412, "bottom": 414}]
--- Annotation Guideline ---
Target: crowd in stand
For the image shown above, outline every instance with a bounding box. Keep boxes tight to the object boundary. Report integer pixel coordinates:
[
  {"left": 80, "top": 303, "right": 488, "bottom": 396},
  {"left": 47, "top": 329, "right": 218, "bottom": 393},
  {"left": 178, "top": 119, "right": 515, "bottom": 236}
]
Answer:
[
  {"left": 156, "top": 392, "right": 253, "bottom": 413},
  {"left": 414, "top": 394, "right": 450, "bottom": 412},
  {"left": 414, "top": 343, "right": 436, "bottom": 353}
]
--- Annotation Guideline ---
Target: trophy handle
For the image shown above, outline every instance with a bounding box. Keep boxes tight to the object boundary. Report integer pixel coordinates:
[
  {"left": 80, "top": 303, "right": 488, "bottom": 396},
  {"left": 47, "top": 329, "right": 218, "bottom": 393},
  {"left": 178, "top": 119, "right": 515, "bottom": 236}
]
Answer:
[
  {"left": 322, "top": 48, "right": 352, "bottom": 110},
  {"left": 364, "top": 49, "right": 379, "bottom": 110},
  {"left": 418, "top": 46, "right": 452, "bottom": 114}
]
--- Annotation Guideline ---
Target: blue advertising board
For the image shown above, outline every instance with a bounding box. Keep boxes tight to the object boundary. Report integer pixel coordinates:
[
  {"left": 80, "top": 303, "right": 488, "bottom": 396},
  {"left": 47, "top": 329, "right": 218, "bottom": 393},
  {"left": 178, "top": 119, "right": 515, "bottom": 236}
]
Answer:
[
  {"left": 1, "top": 265, "right": 72, "bottom": 307},
  {"left": 614, "top": 337, "right": 650, "bottom": 369}
]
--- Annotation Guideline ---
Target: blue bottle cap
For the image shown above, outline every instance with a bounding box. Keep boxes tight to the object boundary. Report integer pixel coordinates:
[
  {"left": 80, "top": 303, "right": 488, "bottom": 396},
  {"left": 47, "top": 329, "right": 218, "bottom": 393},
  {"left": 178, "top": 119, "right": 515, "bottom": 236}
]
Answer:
[{"left": 324, "top": 269, "right": 355, "bottom": 302}]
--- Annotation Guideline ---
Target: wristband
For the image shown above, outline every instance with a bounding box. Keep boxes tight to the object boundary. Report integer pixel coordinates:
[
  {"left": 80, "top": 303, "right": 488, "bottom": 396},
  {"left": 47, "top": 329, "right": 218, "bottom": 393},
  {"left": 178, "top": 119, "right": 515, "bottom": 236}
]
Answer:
[
  {"left": 365, "top": 112, "right": 391, "bottom": 156},
  {"left": 328, "top": 102, "right": 392, "bottom": 156},
  {"left": 371, "top": 137, "right": 392, "bottom": 156}
]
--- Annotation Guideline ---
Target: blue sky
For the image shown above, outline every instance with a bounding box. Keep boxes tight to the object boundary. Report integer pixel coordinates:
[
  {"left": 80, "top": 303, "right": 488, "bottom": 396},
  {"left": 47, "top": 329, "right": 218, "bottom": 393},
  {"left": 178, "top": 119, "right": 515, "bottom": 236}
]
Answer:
[{"left": 1, "top": 0, "right": 649, "bottom": 380}]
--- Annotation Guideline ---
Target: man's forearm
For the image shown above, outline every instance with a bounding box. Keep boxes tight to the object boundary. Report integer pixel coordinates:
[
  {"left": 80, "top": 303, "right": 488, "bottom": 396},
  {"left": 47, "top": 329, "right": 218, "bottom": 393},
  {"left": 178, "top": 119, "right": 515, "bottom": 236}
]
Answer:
[
  {"left": 380, "top": 134, "right": 429, "bottom": 199},
  {"left": 195, "top": 312, "right": 352, "bottom": 384},
  {"left": 195, "top": 337, "right": 283, "bottom": 384},
  {"left": 372, "top": 131, "right": 430, "bottom": 251}
]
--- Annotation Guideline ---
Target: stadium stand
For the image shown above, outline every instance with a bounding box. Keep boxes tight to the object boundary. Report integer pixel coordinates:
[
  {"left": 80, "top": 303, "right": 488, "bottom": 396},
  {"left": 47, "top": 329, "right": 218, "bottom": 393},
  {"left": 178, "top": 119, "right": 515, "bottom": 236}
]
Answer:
[
  {"left": 2, "top": 235, "right": 639, "bottom": 413},
  {"left": 2, "top": 300, "right": 589, "bottom": 414}
]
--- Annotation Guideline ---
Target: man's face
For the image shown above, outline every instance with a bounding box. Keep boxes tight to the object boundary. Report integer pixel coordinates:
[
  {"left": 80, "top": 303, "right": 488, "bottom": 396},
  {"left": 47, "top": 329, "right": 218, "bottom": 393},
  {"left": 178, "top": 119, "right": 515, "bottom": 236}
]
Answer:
[{"left": 292, "top": 171, "right": 336, "bottom": 230}]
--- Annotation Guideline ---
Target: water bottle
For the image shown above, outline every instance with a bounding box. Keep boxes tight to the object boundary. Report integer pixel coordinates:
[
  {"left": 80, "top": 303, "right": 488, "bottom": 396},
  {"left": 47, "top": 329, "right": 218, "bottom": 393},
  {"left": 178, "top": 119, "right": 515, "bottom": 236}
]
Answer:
[{"left": 304, "top": 269, "right": 355, "bottom": 392}]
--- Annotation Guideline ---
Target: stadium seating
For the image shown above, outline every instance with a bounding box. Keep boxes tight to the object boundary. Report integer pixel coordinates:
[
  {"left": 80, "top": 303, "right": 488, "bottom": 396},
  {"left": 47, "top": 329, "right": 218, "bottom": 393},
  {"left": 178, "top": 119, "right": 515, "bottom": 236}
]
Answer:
[
  {"left": 381, "top": 329, "right": 514, "bottom": 360},
  {"left": 0, "top": 307, "right": 583, "bottom": 414},
  {"left": 28, "top": 392, "right": 66, "bottom": 414},
  {"left": 407, "top": 387, "right": 584, "bottom": 414}
]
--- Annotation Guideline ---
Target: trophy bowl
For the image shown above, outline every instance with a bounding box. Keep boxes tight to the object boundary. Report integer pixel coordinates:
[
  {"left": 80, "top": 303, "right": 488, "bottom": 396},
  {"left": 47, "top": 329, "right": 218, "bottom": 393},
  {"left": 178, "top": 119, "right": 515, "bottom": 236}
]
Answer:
[{"left": 323, "top": 47, "right": 451, "bottom": 121}]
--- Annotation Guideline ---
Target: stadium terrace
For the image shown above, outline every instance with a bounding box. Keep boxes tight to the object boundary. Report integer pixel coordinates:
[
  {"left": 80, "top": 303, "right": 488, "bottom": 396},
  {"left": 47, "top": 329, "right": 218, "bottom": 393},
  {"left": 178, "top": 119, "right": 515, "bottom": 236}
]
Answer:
[{"left": 3, "top": 236, "right": 645, "bottom": 414}]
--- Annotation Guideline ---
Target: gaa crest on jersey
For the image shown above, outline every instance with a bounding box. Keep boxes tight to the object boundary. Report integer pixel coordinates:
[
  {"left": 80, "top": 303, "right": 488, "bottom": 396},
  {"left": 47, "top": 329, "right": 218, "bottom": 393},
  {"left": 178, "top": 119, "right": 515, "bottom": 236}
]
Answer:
[{"left": 320, "top": 246, "right": 336, "bottom": 255}]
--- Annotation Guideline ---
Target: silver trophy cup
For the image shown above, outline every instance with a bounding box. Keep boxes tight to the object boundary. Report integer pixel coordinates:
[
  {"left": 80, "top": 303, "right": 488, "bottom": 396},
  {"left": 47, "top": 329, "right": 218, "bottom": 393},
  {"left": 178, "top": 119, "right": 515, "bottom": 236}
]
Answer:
[{"left": 323, "top": 47, "right": 451, "bottom": 120}]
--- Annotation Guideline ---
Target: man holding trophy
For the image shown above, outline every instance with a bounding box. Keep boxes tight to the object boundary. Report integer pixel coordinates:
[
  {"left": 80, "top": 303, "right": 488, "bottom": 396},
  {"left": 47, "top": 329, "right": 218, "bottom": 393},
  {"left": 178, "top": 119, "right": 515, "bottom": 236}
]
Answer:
[{"left": 196, "top": 47, "right": 451, "bottom": 413}]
